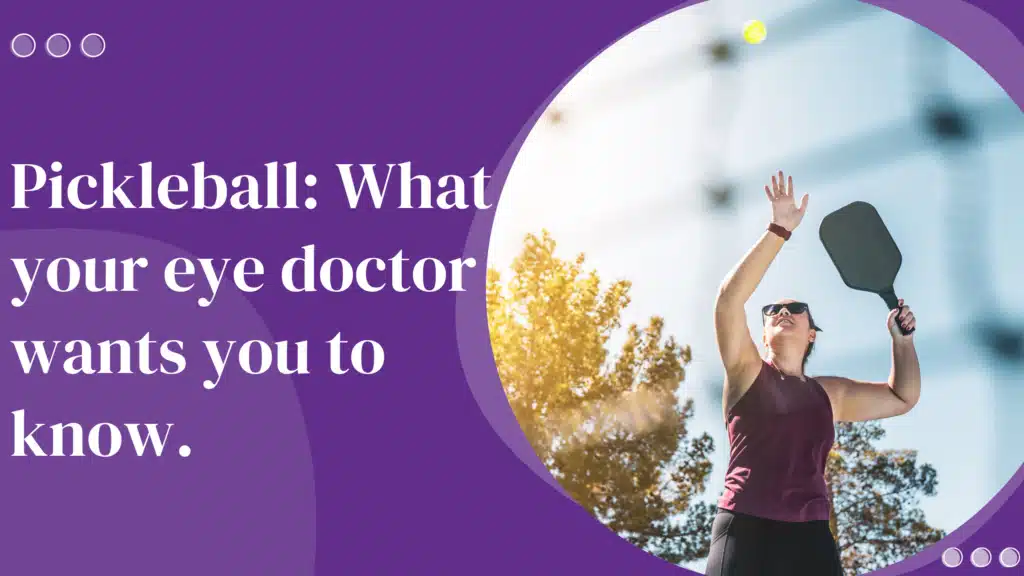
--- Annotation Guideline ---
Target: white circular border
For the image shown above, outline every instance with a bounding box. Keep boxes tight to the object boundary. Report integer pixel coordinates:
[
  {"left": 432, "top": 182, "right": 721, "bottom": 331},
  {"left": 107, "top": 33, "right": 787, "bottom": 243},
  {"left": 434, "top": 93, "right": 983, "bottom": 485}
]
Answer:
[
  {"left": 10, "top": 33, "right": 36, "bottom": 58},
  {"left": 970, "top": 547, "right": 992, "bottom": 568},
  {"left": 999, "top": 547, "right": 1020, "bottom": 568},
  {"left": 941, "top": 547, "right": 963, "bottom": 567},
  {"left": 79, "top": 33, "right": 106, "bottom": 58},
  {"left": 46, "top": 33, "right": 71, "bottom": 58}
]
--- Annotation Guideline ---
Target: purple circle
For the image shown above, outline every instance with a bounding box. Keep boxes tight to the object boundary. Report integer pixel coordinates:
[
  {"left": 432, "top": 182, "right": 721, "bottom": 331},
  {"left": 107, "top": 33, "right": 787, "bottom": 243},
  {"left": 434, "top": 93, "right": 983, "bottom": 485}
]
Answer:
[
  {"left": 10, "top": 33, "right": 35, "bottom": 58},
  {"left": 80, "top": 33, "right": 105, "bottom": 58},
  {"left": 941, "top": 547, "right": 963, "bottom": 567},
  {"left": 971, "top": 547, "right": 992, "bottom": 567},
  {"left": 45, "top": 34, "right": 70, "bottom": 58},
  {"left": 1000, "top": 547, "right": 1020, "bottom": 568}
]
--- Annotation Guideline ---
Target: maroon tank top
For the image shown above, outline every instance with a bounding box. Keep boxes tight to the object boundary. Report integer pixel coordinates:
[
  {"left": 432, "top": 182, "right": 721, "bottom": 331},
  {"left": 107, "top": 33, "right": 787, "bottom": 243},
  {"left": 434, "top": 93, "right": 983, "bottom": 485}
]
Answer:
[{"left": 717, "top": 359, "right": 835, "bottom": 522}]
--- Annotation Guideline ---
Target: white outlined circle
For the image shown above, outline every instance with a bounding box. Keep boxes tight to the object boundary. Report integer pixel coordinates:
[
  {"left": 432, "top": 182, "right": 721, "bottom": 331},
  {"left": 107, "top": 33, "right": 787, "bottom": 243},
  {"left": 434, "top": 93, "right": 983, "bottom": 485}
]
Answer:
[
  {"left": 970, "top": 547, "right": 992, "bottom": 567},
  {"left": 80, "top": 33, "right": 105, "bottom": 58},
  {"left": 940, "top": 547, "right": 963, "bottom": 567},
  {"left": 46, "top": 33, "right": 71, "bottom": 58},
  {"left": 10, "top": 33, "right": 36, "bottom": 58},
  {"left": 1000, "top": 547, "right": 1021, "bottom": 568}
]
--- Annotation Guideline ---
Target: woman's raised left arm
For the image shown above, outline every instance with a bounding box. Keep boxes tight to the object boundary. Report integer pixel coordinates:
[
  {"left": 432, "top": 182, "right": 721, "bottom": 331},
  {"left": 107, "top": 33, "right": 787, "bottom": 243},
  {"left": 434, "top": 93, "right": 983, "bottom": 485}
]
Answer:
[{"left": 817, "top": 299, "right": 920, "bottom": 422}]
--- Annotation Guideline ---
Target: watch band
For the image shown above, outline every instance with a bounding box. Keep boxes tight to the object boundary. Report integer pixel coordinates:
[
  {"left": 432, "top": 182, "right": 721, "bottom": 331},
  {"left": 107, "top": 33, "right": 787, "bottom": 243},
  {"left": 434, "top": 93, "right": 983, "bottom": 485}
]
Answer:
[{"left": 767, "top": 222, "right": 791, "bottom": 240}]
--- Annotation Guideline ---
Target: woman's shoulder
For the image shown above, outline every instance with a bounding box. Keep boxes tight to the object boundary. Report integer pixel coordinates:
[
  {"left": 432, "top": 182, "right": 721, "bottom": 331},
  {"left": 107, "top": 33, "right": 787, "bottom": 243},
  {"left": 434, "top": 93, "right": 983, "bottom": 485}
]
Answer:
[
  {"left": 807, "top": 374, "right": 850, "bottom": 409},
  {"left": 810, "top": 374, "right": 848, "bottom": 388}
]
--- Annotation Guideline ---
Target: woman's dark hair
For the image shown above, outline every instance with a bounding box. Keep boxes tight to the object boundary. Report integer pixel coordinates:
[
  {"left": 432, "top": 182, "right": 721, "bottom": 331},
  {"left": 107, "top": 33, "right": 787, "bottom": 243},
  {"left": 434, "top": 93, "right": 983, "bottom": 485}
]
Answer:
[{"left": 802, "top": 309, "right": 820, "bottom": 370}]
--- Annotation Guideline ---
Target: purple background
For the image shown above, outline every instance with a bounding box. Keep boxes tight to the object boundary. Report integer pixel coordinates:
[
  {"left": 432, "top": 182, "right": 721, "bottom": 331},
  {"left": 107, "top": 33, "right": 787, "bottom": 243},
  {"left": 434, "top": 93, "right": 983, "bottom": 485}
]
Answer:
[{"left": 0, "top": 0, "right": 1019, "bottom": 574}]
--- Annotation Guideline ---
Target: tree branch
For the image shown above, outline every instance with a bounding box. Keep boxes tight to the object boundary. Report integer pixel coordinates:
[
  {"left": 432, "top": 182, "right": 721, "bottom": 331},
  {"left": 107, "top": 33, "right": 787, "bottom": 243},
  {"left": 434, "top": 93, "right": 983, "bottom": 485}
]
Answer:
[{"left": 835, "top": 483, "right": 917, "bottom": 519}]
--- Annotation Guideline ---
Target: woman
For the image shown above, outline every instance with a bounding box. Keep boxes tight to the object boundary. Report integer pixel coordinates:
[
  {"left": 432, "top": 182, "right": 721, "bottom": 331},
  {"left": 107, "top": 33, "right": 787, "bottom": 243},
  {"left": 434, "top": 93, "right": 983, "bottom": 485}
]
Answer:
[{"left": 704, "top": 171, "right": 921, "bottom": 575}]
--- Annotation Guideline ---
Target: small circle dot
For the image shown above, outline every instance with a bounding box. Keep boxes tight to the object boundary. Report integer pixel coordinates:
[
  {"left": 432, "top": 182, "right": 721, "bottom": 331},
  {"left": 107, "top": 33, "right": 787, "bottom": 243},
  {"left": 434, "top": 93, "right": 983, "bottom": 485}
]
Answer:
[
  {"left": 51, "top": 161, "right": 62, "bottom": 172},
  {"left": 304, "top": 174, "right": 317, "bottom": 186},
  {"left": 1000, "top": 547, "right": 1020, "bottom": 568},
  {"left": 971, "top": 547, "right": 992, "bottom": 567},
  {"left": 80, "top": 33, "right": 105, "bottom": 58},
  {"left": 10, "top": 298, "right": 20, "bottom": 307},
  {"left": 46, "top": 33, "right": 70, "bottom": 58},
  {"left": 178, "top": 445, "right": 191, "bottom": 457},
  {"left": 11, "top": 33, "right": 36, "bottom": 58},
  {"left": 304, "top": 197, "right": 318, "bottom": 209},
  {"left": 941, "top": 547, "right": 963, "bottom": 567}
]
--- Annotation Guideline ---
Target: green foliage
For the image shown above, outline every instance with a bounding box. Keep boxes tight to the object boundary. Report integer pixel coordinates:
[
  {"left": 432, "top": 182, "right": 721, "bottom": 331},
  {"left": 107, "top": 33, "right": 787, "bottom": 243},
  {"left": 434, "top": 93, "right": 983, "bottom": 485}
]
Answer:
[
  {"left": 486, "top": 230, "right": 715, "bottom": 564},
  {"left": 827, "top": 421, "right": 945, "bottom": 574}
]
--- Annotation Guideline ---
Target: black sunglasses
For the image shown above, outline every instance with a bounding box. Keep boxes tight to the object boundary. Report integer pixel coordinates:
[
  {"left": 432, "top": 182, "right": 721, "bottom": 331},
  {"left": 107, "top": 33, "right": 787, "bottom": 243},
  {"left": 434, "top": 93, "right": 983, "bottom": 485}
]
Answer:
[
  {"left": 761, "top": 302, "right": 823, "bottom": 331},
  {"left": 762, "top": 302, "right": 809, "bottom": 316}
]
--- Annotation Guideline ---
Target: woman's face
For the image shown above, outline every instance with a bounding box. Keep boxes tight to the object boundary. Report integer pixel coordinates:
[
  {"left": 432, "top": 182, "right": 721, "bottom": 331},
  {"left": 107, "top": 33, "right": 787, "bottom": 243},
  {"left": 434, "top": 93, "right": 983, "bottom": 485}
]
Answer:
[{"left": 763, "top": 298, "right": 815, "bottom": 348}]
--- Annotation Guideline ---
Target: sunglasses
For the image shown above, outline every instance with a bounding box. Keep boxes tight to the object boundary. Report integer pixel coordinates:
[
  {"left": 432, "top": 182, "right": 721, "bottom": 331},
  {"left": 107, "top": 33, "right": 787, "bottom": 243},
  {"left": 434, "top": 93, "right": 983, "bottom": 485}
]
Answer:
[
  {"left": 761, "top": 302, "right": 824, "bottom": 331},
  {"left": 762, "top": 302, "right": 809, "bottom": 316}
]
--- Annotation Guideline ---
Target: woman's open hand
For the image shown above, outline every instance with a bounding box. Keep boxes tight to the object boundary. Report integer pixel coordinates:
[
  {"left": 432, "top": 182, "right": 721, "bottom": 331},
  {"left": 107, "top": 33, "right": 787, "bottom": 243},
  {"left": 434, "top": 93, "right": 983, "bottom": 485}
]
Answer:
[{"left": 764, "top": 170, "right": 808, "bottom": 231}]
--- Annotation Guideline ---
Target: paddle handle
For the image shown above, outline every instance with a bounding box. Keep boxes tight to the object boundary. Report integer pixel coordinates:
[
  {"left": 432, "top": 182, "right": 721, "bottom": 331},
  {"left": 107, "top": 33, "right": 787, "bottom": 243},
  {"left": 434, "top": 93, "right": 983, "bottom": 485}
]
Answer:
[{"left": 879, "top": 289, "right": 915, "bottom": 335}]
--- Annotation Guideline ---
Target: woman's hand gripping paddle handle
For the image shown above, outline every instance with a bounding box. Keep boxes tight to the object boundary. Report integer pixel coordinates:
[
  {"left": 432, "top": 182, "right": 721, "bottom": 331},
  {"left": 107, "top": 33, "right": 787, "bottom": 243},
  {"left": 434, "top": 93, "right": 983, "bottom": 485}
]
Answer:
[{"left": 880, "top": 288, "right": 915, "bottom": 335}]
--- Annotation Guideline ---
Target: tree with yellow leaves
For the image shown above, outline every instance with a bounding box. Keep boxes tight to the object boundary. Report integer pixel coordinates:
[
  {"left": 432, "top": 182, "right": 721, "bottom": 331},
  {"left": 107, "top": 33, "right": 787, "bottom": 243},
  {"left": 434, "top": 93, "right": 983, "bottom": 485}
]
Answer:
[{"left": 486, "top": 231, "right": 715, "bottom": 564}]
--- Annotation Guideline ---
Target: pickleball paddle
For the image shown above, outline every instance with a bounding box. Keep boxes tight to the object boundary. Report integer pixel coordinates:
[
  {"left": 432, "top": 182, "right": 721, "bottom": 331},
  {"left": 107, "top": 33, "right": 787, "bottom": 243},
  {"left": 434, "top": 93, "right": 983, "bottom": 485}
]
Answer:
[{"left": 819, "top": 201, "right": 914, "bottom": 335}]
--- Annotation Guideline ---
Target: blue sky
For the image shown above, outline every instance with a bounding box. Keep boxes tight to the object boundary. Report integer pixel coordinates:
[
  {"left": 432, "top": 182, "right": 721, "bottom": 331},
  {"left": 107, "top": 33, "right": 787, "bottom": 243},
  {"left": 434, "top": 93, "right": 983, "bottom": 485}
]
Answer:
[{"left": 488, "top": 0, "right": 1024, "bottom": 570}]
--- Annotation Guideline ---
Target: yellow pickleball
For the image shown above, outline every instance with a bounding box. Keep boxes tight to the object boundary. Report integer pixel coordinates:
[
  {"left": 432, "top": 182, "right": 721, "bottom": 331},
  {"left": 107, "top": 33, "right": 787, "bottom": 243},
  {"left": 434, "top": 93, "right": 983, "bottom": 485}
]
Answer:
[{"left": 743, "top": 20, "right": 767, "bottom": 44}]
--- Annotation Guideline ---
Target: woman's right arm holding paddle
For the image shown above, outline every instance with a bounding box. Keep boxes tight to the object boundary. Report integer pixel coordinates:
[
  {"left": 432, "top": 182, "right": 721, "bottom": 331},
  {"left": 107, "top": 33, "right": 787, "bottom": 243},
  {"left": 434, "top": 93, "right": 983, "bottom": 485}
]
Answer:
[{"left": 714, "top": 171, "right": 808, "bottom": 419}]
